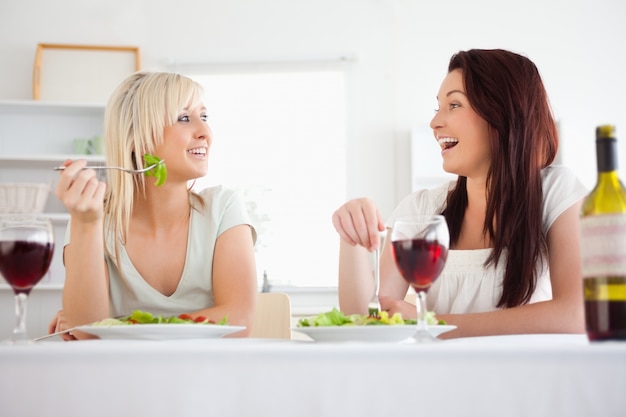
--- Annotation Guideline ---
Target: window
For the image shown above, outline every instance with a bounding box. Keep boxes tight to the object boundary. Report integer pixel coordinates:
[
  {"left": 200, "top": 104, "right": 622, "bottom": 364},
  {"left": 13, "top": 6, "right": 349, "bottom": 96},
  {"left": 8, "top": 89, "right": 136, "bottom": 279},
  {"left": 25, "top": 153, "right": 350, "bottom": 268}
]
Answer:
[{"left": 188, "top": 68, "right": 347, "bottom": 287}]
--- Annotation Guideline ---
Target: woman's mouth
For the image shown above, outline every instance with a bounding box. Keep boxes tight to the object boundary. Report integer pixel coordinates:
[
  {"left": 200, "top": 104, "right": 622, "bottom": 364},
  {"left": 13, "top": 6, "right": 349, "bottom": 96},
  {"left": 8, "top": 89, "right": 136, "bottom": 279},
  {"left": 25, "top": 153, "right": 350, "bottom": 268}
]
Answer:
[
  {"left": 188, "top": 147, "right": 208, "bottom": 157},
  {"left": 437, "top": 137, "right": 459, "bottom": 151}
]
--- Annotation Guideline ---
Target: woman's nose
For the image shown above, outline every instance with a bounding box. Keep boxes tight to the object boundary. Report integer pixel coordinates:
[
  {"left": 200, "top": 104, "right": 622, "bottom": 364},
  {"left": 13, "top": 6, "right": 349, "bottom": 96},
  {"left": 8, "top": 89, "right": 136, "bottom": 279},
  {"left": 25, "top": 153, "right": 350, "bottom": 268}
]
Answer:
[
  {"left": 195, "top": 120, "right": 212, "bottom": 143},
  {"left": 430, "top": 111, "right": 443, "bottom": 130}
]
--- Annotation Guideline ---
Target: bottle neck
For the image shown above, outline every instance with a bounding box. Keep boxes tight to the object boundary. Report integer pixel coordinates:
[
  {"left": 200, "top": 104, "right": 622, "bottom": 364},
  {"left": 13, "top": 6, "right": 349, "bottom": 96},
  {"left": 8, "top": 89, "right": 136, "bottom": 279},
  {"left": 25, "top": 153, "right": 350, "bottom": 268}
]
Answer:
[
  {"left": 597, "top": 171, "right": 622, "bottom": 187},
  {"left": 596, "top": 137, "right": 619, "bottom": 173}
]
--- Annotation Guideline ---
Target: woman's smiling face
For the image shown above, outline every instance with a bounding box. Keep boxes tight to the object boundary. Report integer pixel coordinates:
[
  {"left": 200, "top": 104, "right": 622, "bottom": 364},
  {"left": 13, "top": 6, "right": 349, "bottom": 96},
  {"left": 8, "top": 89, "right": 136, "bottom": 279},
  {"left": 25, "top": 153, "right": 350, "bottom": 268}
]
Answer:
[
  {"left": 155, "top": 104, "right": 212, "bottom": 183},
  {"left": 429, "top": 69, "right": 491, "bottom": 181}
]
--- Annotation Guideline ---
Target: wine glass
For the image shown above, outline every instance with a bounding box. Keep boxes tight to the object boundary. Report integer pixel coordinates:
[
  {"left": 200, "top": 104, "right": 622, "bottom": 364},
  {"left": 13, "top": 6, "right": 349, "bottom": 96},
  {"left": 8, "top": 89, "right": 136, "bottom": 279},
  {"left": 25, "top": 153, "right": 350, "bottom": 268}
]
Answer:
[
  {"left": 0, "top": 215, "right": 54, "bottom": 343},
  {"left": 390, "top": 215, "right": 449, "bottom": 343}
]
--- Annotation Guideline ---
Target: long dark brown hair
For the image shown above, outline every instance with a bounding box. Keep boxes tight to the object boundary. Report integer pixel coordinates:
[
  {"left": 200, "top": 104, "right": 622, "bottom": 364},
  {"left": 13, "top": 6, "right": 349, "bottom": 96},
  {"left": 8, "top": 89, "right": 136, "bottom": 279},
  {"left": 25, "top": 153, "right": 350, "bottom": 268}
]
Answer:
[{"left": 442, "top": 49, "right": 558, "bottom": 308}]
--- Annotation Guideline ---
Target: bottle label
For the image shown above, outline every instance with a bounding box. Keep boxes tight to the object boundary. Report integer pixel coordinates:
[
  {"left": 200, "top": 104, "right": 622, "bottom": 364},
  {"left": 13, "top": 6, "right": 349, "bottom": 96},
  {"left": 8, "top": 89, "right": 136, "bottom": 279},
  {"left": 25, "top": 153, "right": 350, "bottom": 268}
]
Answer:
[{"left": 580, "top": 214, "right": 626, "bottom": 277}]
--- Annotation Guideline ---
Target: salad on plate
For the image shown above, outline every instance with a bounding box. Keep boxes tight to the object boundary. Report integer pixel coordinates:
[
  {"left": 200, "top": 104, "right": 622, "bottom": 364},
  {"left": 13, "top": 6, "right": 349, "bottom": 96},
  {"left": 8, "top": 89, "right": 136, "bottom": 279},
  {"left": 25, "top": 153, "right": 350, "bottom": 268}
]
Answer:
[
  {"left": 75, "top": 310, "right": 242, "bottom": 340},
  {"left": 294, "top": 308, "right": 455, "bottom": 342},
  {"left": 92, "top": 309, "right": 229, "bottom": 326},
  {"left": 296, "top": 307, "right": 444, "bottom": 327}
]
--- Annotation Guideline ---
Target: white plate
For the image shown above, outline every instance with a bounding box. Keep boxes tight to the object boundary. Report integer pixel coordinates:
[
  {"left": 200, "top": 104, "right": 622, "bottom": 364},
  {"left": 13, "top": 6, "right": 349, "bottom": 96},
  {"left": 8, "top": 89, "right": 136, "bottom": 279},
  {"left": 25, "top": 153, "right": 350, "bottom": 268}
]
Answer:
[
  {"left": 74, "top": 324, "right": 246, "bottom": 340},
  {"left": 292, "top": 325, "right": 456, "bottom": 343}
]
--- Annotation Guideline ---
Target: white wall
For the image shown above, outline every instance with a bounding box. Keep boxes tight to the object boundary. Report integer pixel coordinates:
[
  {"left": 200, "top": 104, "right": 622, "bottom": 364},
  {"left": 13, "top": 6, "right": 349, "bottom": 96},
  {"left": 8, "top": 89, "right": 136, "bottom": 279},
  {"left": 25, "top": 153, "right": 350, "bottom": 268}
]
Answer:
[
  {"left": 2, "top": 0, "right": 625, "bottom": 214},
  {"left": 1, "top": 0, "right": 625, "bottom": 336}
]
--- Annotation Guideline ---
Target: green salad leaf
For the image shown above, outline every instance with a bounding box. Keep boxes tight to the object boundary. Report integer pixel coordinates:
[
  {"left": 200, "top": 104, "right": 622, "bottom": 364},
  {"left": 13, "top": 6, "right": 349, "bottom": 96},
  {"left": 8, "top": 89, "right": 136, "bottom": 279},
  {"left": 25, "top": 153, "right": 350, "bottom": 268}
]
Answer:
[
  {"left": 143, "top": 154, "right": 167, "bottom": 186},
  {"left": 300, "top": 308, "right": 353, "bottom": 327},
  {"left": 130, "top": 310, "right": 156, "bottom": 323}
]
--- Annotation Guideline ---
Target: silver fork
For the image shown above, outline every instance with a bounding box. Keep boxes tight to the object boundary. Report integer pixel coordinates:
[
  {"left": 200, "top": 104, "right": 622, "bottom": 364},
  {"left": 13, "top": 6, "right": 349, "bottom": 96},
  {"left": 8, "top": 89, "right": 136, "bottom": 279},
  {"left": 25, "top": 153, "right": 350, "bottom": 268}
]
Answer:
[
  {"left": 33, "top": 327, "right": 78, "bottom": 341},
  {"left": 33, "top": 314, "right": 128, "bottom": 341},
  {"left": 53, "top": 162, "right": 163, "bottom": 174},
  {"left": 367, "top": 244, "right": 382, "bottom": 317}
]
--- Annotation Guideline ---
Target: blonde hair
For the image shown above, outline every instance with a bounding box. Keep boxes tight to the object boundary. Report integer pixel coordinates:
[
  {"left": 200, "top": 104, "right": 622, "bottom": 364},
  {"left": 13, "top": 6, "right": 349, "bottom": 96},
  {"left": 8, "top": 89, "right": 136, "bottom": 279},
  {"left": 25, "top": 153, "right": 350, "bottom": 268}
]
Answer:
[{"left": 102, "top": 71, "right": 205, "bottom": 263}]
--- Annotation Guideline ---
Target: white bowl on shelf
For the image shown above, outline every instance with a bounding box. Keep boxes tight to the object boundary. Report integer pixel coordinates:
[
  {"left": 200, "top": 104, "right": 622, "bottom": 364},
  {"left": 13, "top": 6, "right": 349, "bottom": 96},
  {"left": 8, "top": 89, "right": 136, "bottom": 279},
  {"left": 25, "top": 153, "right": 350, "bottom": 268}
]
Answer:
[{"left": 0, "top": 182, "right": 50, "bottom": 213}]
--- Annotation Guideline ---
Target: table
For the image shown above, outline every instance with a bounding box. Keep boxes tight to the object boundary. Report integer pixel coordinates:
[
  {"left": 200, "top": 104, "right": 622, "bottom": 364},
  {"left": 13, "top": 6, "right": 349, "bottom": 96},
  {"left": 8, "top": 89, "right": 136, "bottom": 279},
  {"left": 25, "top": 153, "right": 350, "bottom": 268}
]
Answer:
[{"left": 1, "top": 334, "right": 624, "bottom": 417}]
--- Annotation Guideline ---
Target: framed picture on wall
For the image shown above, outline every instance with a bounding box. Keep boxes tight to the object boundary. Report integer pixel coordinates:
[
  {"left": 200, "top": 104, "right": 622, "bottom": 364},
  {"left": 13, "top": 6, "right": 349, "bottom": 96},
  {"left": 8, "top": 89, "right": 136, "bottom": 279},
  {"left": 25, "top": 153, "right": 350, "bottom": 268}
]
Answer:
[{"left": 32, "top": 43, "right": 141, "bottom": 103}]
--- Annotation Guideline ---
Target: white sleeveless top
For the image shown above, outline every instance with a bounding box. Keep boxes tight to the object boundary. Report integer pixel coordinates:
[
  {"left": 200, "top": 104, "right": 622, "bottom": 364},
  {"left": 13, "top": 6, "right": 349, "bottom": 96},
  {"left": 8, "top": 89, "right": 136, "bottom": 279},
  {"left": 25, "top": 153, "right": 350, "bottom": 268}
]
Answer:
[
  {"left": 386, "top": 165, "right": 587, "bottom": 314},
  {"left": 65, "top": 186, "right": 255, "bottom": 317}
]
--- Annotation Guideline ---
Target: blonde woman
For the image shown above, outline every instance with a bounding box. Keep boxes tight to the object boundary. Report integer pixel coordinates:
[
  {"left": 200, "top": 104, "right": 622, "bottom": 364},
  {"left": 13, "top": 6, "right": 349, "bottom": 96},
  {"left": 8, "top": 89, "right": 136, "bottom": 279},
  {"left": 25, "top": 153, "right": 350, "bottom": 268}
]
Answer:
[{"left": 49, "top": 72, "right": 257, "bottom": 339}]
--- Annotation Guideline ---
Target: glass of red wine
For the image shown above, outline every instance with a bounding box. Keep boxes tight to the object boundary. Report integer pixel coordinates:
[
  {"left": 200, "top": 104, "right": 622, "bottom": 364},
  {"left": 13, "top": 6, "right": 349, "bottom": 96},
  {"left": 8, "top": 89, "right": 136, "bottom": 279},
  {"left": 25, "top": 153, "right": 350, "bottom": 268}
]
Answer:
[
  {"left": 0, "top": 215, "right": 54, "bottom": 343},
  {"left": 391, "top": 215, "right": 449, "bottom": 343}
]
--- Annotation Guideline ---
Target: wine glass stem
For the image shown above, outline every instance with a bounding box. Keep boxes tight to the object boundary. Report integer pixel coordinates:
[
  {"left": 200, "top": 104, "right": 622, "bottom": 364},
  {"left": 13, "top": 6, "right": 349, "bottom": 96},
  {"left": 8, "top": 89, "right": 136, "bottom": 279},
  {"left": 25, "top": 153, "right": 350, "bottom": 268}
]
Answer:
[
  {"left": 13, "top": 292, "right": 29, "bottom": 341},
  {"left": 416, "top": 290, "right": 429, "bottom": 333}
]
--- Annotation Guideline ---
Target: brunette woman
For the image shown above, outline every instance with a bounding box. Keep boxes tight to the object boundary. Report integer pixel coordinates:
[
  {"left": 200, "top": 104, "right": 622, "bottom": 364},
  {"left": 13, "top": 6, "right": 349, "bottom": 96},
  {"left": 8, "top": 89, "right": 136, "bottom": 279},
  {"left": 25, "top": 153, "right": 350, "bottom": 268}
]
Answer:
[{"left": 333, "top": 49, "right": 587, "bottom": 338}]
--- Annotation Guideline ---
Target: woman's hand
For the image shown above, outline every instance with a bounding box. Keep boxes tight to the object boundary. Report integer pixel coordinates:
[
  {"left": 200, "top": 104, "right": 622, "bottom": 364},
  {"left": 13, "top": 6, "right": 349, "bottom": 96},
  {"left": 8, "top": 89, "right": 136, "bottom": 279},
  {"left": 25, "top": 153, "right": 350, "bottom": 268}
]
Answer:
[
  {"left": 379, "top": 295, "right": 418, "bottom": 319},
  {"left": 54, "top": 159, "right": 107, "bottom": 223},
  {"left": 332, "top": 198, "right": 385, "bottom": 251},
  {"left": 47, "top": 310, "right": 77, "bottom": 341}
]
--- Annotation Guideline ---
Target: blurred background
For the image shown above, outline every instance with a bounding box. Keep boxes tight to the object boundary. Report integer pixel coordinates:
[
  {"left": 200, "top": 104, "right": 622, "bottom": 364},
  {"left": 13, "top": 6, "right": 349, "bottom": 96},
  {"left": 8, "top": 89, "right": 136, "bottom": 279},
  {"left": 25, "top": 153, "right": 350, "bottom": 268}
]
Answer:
[{"left": 0, "top": 0, "right": 624, "bottom": 335}]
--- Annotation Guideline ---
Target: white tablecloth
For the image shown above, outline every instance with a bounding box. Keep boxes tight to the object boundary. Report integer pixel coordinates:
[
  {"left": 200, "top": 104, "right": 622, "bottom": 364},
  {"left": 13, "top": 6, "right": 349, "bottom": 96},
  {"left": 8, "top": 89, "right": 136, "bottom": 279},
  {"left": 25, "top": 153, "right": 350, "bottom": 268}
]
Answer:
[{"left": 1, "top": 334, "right": 624, "bottom": 417}]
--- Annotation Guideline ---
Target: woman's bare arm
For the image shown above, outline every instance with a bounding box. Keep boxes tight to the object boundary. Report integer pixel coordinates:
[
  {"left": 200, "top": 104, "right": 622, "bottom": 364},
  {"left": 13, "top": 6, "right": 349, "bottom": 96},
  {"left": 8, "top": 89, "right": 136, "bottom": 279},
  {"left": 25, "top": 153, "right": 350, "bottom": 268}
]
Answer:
[
  {"left": 55, "top": 160, "right": 109, "bottom": 336},
  {"left": 196, "top": 224, "right": 257, "bottom": 336},
  {"left": 382, "top": 200, "right": 586, "bottom": 339}
]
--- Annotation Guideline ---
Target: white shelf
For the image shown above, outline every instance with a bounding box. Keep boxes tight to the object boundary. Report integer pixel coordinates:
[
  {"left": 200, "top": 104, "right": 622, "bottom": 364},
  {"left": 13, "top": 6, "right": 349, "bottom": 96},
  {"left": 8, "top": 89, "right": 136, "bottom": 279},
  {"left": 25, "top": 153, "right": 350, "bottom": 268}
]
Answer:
[
  {"left": 0, "top": 99, "right": 104, "bottom": 114},
  {"left": 0, "top": 154, "right": 105, "bottom": 167},
  {"left": 0, "top": 100, "right": 103, "bottom": 287},
  {"left": 47, "top": 213, "right": 70, "bottom": 223}
]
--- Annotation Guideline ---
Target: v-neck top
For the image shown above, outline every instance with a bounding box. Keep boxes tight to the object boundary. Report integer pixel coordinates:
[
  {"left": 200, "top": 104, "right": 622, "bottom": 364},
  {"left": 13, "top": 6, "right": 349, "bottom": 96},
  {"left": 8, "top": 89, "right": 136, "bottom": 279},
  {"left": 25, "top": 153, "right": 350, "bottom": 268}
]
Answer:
[
  {"left": 385, "top": 165, "right": 587, "bottom": 314},
  {"left": 64, "top": 186, "right": 255, "bottom": 317}
]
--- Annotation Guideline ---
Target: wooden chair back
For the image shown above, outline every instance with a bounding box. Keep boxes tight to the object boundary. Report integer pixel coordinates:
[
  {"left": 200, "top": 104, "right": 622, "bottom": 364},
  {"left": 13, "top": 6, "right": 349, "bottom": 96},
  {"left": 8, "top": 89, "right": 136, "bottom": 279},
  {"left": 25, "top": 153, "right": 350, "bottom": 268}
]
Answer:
[{"left": 250, "top": 292, "right": 292, "bottom": 339}]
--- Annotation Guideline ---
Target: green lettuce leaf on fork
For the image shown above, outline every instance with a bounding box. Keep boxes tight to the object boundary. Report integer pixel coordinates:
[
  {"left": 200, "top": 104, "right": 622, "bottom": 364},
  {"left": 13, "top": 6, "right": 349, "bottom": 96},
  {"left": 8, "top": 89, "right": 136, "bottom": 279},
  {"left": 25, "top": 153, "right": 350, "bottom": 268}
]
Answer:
[{"left": 143, "top": 153, "right": 167, "bottom": 186}]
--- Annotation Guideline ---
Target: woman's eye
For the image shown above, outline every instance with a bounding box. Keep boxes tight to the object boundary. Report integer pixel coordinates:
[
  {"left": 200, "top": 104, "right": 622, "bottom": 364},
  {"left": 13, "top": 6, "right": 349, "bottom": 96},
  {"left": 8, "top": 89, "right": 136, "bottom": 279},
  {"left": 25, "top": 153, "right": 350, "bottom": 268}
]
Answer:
[
  {"left": 201, "top": 114, "right": 209, "bottom": 122},
  {"left": 450, "top": 103, "right": 460, "bottom": 109},
  {"left": 178, "top": 115, "right": 190, "bottom": 122}
]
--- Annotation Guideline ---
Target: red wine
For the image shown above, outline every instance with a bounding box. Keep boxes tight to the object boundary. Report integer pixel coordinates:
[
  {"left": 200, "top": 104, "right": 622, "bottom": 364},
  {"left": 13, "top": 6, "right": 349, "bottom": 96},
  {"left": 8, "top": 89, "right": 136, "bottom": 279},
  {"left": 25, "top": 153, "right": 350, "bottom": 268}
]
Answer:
[
  {"left": 584, "top": 277, "right": 626, "bottom": 341},
  {"left": 392, "top": 238, "right": 447, "bottom": 290},
  {"left": 0, "top": 240, "right": 54, "bottom": 294}
]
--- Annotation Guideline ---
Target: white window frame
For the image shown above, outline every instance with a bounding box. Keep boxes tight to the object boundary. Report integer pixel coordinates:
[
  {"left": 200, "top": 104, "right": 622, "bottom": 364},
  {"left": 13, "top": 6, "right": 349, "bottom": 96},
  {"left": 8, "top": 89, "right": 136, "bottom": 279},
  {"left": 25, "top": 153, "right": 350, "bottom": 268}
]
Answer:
[{"left": 173, "top": 60, "right": 349, "bottom": 308}]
